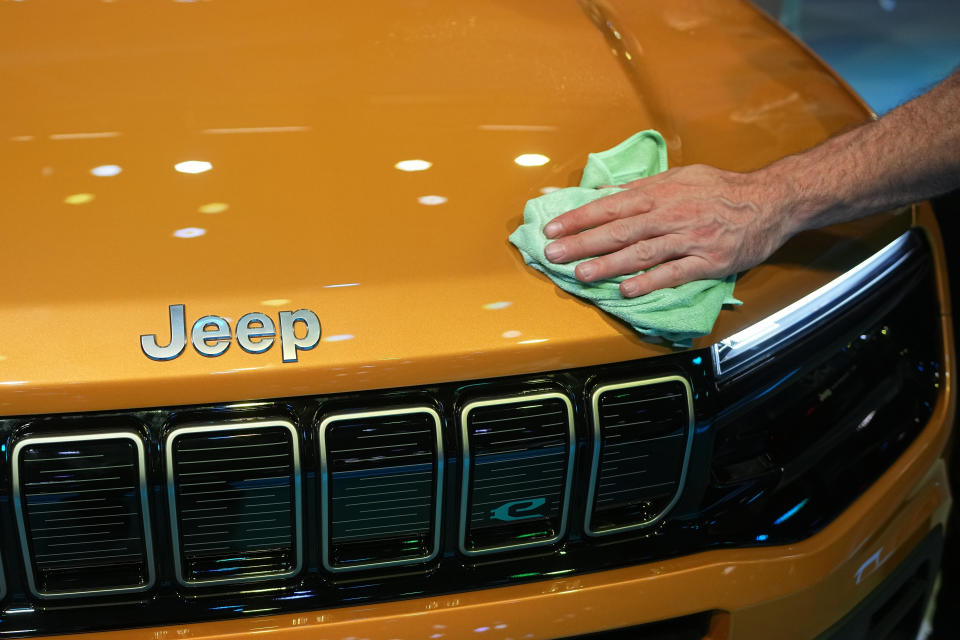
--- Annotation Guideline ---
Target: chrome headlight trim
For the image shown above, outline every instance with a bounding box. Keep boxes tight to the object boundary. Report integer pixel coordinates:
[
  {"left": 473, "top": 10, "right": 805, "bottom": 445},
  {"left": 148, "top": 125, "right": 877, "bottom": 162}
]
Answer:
[{"left": 712, "top": 230, "right": 923, "bottom": 379}]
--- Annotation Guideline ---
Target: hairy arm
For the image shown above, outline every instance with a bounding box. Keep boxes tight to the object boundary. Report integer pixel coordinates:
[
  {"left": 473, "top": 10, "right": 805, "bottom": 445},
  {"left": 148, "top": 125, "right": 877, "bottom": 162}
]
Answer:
[{"left": 543, "top": 69, "right": 960, "bottom": 297}]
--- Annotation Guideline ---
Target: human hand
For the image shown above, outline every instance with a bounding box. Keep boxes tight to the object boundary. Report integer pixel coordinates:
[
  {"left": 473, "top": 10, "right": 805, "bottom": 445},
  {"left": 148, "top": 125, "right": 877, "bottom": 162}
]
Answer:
[{"left": 542, "top": 164, "right": 791, "bottom": 297}]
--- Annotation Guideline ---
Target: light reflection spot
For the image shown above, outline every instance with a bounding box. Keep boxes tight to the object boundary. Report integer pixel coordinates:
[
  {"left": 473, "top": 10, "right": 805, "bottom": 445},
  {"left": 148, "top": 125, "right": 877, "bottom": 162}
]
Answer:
[
  {"left": 323, "top": 334, "right": 355, "bottom": 342},
  {"left": 483, "top": 301, "right": 512, "bottom": 310},
  {"left": 514, "top": 153, "right": 550, "bottom": 167},
  {"left": 64, "top": 193, "right": 95, "bottom": 205},
  {"left": 174, "top": 160, "right": 213, "bottom": 174},
  {"left": 417, "top": 195, "right": 448, "bottom": 206},
  {"left": 518, "top": 338, "right": 548, "bottom": 344},
  {"left": 261, "top": 299, "right": 291, "bottom": 306},
  {"left": 540, "top": 186, "right": 561, "bottom": 194},
  {"left": 394, "top": 159, "right": 432, "bottom": 172},
  {"left": 173, "top": 227, "right": 206, "bottom": 238},
  {"left": 502, "top": 330, "right": 522, "bottom": 339},
  {"left": 90, "top": 164, "right": 122, "bottom": 177},
  {"left": 198, "top": 202, "right": 229, "bottom": 214}
]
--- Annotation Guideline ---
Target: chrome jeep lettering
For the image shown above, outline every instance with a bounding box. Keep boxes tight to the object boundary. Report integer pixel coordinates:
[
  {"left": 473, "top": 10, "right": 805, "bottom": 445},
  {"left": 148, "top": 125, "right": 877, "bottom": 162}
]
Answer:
[
  {"left": 236, "top": 312, "right": 275, "bottom": 354},
  {"left": 278, "top": 309, "right": 322, "bottom": 363},
  {"left": 191, "top": 315, "right": 231, "bottom": 358},
  {"left": 140, "top": 304, "right": 187, "bottom": 361},
  {"left": 140, "top": 304, "right": 320, "bottom": 362}
]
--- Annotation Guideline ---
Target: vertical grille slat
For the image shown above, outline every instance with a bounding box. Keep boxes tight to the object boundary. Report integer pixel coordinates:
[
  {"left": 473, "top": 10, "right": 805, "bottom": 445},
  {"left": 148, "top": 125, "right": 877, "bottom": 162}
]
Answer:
[
  {"left": 167, "top": 421, "right": 302, "bottom": 586},
  {"left": 12, "top": 433, "right": 155, "bottom": 598},
  {"left": 320, "top": 407, "right": 443, "bottom": 572},
  {"left": 459, "top": 393, "right": 574, "bottom": 555},
  {"left": 586, "top": 377, "right": 694, "bottom": 536}
]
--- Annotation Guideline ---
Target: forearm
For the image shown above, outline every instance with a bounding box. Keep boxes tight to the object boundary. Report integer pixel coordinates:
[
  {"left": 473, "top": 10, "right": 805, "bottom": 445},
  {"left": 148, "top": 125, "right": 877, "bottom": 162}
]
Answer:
[{"left": 761, "top": 69, "right": 960, "bottom": 236}]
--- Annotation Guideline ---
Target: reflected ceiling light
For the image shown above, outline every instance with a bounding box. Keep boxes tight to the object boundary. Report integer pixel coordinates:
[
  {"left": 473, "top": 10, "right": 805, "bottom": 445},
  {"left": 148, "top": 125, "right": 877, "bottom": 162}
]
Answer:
[
  {"left": 198, "top": 202, "right": 229, "bottom": 214},
  {"left": 479, "top": 124, "right": 557, "bottom": 132},
  {"left": 261, "top": 298, "right": 291, "bottom": 306},
  {"left": 203, "top": 126, "right": 310, "bottom": 134},
  {"left": 482, "top": 301, "right": 512, "bottom": 310},
  {"left": 540, "top": 186, "right": 561, "bottom": 194},
  {"left": 323, "top": 334, "right": 355, "bottom": 342},
  {"left": 64, "top": 193, "right": 95, "bottom": 205},
  {"left": 174, "top": 160, "right": 212, "bottom": 174},
  {"left": 514, "top": 153, "right": 550, "bottom": 167},
  {"left": 394, "top": 159, "right": 432, "bottom": 172},
  {"left": 518, "top": 338, "right": 548, "bottom": 344},
  {"left": 323, "top": 283, "right": 360, "bottom": 288},
  {"left": 49, "top": 131, "right": 120, "bottom": 140},
  {"left": 502, "top": 330, "right": 522, "bottom": 339},
  {"left": 90, "top": 164, "right": 122, "bottom": 177},
  {"left": 417, "top": 195, "right": 447, "bottom": 206},
  {"left": 173, "top": 227, "right": 206, "bottom": 238},
  {"left": 10, "top": 135, "right": 33, "bottom": 142}
]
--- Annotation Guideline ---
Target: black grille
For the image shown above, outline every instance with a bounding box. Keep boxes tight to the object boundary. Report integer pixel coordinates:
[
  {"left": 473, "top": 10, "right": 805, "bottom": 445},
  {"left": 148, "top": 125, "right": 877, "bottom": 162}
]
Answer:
[
  {"left": 166, "top": 421, "right": 301, "bottom": 585},
  {"left": 586, "top": 378, "right": 693, "bottom": 536},
  {"left": 12, "top": 433, "right": 154, "bottom": 598},
  {"left": 320, "top": 407, "right": 443, "bottom": 571},
  {"left": 460, "top": 393, "right": 574, "bottom": 555}
]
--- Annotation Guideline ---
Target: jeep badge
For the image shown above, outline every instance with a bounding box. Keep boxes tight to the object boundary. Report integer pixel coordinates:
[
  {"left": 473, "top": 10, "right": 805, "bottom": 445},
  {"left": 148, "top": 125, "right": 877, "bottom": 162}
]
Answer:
[{"left": 140, "top": 304, "right": 321, "bottom": 363}]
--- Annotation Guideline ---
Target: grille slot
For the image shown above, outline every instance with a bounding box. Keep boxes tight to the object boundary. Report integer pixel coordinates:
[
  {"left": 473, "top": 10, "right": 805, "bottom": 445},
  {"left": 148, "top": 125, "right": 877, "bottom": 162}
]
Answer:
[
  {"left": 12, "top": 432, "right": 155, "bottom": 598},
  {"left": 319, "top": 407, "right": 443, "bottom": 572},
  {"left": 585, "top": 377, "right": 693, "bottom": 536},
  {"left": 166, "top": 420, "right": 302, "bottom": 586},
  {"left": 459, "top": 392, "right": 575, "bottom": 555}
]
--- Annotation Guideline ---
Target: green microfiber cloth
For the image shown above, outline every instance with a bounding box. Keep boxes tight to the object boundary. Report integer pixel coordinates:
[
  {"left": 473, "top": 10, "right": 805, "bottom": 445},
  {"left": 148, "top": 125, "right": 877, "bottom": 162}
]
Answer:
[{"left": 509, "top": 130, "right": 740, "bottom": 345}]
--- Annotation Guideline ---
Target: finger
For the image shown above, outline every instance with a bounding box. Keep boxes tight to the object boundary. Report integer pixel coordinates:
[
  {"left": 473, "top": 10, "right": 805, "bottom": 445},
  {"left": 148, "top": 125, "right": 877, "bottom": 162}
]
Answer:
[
  {"left": 543, "top": 190, "right": 654, "bottom": 239},
  {"left": 545, "top": 215, "right": 662, "bottom": 263},
  {"left": 618, "top": 256, "right": 707, "bottom": 297},
  {"left": 612, "top": 170, "right": 675, "bottom": 191},
  {"left": 574, "top": 235, "right": 684, "bottom": 282}
]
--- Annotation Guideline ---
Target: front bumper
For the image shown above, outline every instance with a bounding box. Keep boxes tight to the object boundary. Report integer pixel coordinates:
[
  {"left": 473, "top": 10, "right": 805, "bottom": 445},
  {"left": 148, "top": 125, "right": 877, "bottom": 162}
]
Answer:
[{"left": 34, "top": 345, "right": 953, "bottom": 640}]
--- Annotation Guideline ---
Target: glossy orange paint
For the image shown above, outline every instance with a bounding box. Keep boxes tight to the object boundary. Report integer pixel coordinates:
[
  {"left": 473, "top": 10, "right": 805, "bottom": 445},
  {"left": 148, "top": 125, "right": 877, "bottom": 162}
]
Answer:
[{"left": 0, "top": 0, "right": 890, "bottom": 415}]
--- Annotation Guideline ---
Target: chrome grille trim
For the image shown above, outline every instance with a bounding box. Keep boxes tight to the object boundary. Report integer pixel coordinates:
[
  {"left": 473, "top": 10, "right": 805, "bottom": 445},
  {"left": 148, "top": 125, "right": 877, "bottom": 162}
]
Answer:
[
  {"left": 165, "top": 420, "right": 303, "bottom": 587},
  {"left": 318, "top": 407, "right": 444, "bottom": 573},
  {"left": 458, "top": 392, "right": 575, "bottom": 556},
  {"left": 11, "top": 432, "right": 156, "bottom": 599},
  {"left": 584, "top": 377, "right": 694, "bottom": 536}
]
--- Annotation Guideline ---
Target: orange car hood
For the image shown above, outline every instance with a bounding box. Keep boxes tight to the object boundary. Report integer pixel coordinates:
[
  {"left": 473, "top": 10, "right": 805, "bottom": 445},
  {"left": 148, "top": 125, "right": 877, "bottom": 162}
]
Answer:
[{"left": 0, "top": 0, "right": 906, "bottom": 414}]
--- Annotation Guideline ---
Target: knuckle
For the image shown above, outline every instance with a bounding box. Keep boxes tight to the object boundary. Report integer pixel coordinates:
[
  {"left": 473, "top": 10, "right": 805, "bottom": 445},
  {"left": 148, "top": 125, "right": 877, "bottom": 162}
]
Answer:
[
  {"left": 629, "top": 242, "right": 654, "bottom": 264},
  {"left": 604, "top": 198, "right": 625, "bottom": 222},
  {"left": 607, "top": 219, "right": 633, "bottom": 245}
]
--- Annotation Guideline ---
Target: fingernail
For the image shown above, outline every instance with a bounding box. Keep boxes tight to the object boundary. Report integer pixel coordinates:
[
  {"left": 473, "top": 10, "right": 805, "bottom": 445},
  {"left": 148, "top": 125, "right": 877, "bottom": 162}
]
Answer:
[
  {"left": 544, "top": 243, "right": 564, "bottom": 261},
  {"left": 577, "top": 263, "right": 595, "bottom": 280},
  {"left": 621, "top": 281, "right": 638, "bottom": 297},
  {"left": 543, "top": 222, "right": 561, "bottom": 238}
]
